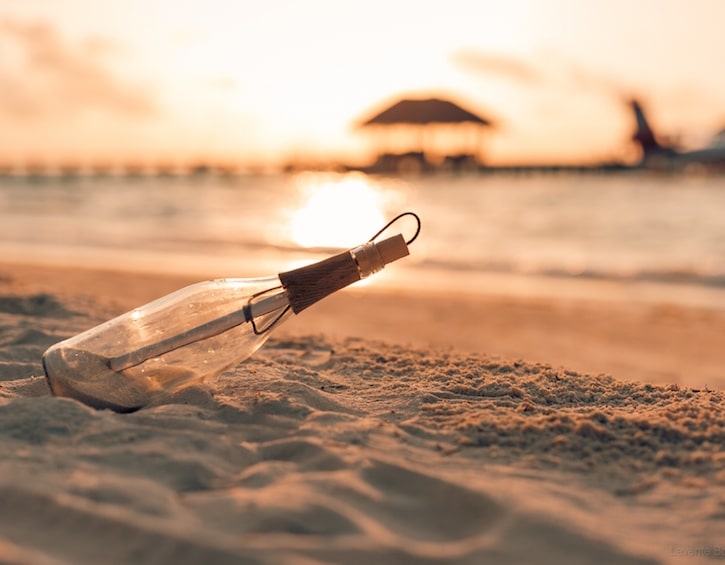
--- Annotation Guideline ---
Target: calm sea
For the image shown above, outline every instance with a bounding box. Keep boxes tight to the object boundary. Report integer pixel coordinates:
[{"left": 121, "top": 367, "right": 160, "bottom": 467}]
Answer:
[{"left": 1, "top": 171, "right": 724, "bottom": 307}]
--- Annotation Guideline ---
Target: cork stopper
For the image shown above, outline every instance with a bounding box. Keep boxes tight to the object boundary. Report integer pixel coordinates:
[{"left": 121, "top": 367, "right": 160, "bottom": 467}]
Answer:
[{"left": 375, "top": 233, "right": 409, "bottom": 265}]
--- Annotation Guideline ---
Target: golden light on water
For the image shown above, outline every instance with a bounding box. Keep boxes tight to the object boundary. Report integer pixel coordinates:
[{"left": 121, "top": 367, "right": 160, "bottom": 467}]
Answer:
[{"left": 290, "top": 175, "right": 387, "bottom": 249}]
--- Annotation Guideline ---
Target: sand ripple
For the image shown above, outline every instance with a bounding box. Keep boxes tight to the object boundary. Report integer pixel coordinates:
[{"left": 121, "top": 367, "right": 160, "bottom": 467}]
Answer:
[{"left": 0, "top": 294, "right": 723, "bottom": 564}]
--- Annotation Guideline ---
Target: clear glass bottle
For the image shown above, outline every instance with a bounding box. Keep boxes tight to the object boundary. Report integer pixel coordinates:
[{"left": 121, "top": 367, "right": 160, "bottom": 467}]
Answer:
[{"left": 42, "top": 233, "right": 410, "bottom": 412}]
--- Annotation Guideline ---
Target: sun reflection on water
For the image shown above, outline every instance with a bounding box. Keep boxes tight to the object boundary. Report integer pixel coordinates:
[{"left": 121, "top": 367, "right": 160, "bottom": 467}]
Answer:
[{"left": 289, "top": 173, "right": 388, "bottom": 249}]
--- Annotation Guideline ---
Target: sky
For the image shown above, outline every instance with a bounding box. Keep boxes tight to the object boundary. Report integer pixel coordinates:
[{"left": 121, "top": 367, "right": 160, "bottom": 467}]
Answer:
[{"left": 1, "top": 0, "right": 724, "bottom": 167}]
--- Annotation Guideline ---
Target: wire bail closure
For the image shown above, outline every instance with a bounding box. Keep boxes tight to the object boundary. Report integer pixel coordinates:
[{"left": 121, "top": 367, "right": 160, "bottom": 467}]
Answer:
[{"left": 368, "top": 211, "right": 422, "bottom": 246}]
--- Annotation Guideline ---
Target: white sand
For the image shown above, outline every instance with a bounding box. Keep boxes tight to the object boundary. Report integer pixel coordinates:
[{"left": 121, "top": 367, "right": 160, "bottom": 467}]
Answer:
[{"left": 0, "top": 264, "right": 724, "bottom": 564}]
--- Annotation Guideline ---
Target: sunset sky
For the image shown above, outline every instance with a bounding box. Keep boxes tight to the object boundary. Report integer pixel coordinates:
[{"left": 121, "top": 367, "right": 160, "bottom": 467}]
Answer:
[{"left": 1, "top": 0, "right": 724, "bottom": 167}]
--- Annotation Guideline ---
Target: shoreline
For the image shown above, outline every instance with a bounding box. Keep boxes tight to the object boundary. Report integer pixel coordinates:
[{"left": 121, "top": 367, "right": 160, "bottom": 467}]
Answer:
[
  {"left": 2, "top": 260, "right": 724, "bottom": 390},
  {"left": 4, "top": 239, "right": 725, "bottom": 310}
]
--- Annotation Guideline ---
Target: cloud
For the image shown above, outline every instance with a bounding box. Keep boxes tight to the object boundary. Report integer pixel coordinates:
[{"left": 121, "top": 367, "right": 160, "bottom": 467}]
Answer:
[
  {"left": 453, "top": 47, "right": 627, "bottom": 99},
  {"left": 0, "top": 19, "right": 157, "bottom": 120},
  {"left": 452, "top": 49, "right": 541, "bottom": 84},
  {"left": 547, "top": 54, "right": 626, "bottom": 99}
]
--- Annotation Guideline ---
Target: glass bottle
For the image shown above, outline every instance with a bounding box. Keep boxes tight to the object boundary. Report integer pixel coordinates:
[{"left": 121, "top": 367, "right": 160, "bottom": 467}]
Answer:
[{"left": 42, "top": 233, "right": 411, "bottom": 412}]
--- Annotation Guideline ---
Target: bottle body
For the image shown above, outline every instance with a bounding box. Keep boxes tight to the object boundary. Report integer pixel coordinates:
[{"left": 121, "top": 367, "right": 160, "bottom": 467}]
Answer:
[
  {"left": 42, "top": 232, "right": 412, "bottom": 412},
  {"left": 42, "top": 277, "right": 292, "bottom": 412}
]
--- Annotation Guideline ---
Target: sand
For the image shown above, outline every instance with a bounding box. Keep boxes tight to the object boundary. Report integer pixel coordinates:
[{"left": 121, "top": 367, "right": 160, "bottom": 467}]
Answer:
[{"left": 0, "top": 262, "right": 724, "bottom": 564}]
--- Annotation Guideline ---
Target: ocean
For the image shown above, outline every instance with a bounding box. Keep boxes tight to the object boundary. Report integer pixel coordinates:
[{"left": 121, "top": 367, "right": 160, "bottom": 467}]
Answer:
[{"left": 1, "top": 170, "right": 724, "bottom": 308}]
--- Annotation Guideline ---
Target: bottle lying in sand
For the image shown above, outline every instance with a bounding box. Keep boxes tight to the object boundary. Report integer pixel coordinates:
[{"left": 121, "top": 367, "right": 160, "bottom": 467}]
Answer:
[{"left": 42, "top": 215, "right": 419, "bottom": 413}]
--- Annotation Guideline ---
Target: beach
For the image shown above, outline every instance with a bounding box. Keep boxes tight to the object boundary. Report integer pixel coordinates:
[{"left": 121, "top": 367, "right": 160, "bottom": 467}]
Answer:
[
  {"left": 1, "top": 260, "right": 723, "bottom": 564},
  {"left": 3, "top": 0, "right": 725, "bottom": 561}
]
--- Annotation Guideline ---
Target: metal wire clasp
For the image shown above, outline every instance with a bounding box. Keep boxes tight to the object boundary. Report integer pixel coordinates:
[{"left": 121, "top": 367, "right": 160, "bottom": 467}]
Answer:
[{"left": 368, "top": 211, "right": 422, "bottom": 246}]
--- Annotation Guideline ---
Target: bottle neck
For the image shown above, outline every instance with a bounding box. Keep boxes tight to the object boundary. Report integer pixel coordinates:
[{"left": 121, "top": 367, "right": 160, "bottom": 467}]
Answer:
[{"left": 279, "top": 234, "right": 409, "bottom": 314}]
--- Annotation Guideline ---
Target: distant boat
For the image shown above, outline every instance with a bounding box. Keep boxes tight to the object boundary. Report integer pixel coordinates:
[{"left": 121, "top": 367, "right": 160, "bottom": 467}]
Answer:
[{"left": 631, "top": 99, "right": 725, "bottom": 172}]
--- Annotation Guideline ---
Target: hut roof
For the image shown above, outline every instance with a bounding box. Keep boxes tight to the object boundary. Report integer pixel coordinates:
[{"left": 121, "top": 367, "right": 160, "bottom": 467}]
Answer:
[{"left": 361, "top": 98, "right": 492, "bottom": 127}]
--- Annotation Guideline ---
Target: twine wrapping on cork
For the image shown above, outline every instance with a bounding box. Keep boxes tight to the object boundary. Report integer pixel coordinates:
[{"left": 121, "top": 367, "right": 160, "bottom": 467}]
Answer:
[{"left": 279, "top": 234, "right": 409, "bottom": 314}]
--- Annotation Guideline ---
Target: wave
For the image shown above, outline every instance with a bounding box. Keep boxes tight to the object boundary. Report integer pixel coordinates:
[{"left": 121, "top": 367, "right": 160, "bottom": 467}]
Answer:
[
  {"left": 416, "top": 258, "right": 725, "bottom": 289},
  {"left": 154, "top": 236, "right": 345, "bottom": 256},
  {"left": 160, "top": 239, "right": 725, "bottom": 290}
]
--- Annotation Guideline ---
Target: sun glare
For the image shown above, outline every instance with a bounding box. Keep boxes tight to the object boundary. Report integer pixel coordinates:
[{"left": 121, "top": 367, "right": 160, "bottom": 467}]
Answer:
[{"left": 290, "top": 175, "right": 386, "bottom": 249}]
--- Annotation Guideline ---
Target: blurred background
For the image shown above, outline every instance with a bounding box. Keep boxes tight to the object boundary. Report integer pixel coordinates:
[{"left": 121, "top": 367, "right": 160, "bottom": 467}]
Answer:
[
  {"left": 0, "top": 0, "right": 724, "bottom": 386},
  {"left": 2, "top": 0, "right": 725, "bottom": 169}
]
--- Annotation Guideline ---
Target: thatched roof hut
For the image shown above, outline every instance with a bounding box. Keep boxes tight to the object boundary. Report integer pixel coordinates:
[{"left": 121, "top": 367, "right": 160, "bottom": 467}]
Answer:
[
  {"left": 361, "top": 98, "right": 491, "bottom": 127},
  {"left": 358, "top": 97, "right": 494, "bottom": 173}
]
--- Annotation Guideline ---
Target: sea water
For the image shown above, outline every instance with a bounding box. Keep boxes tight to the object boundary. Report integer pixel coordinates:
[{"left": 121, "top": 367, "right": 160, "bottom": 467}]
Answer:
[{"left": 1, "top": 171, "right": 724, "bottom": 308}]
